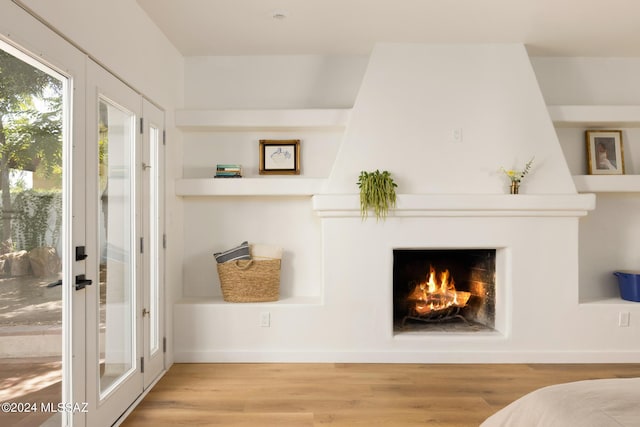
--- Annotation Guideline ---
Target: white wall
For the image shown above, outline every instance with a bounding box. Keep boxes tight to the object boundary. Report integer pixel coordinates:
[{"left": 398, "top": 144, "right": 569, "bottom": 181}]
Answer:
[
  {"left": 177, "top": 46, "right": 640, "bottom": 363},
  {"left": 181, "top": 56, "right": 366, "bottom": 299},
  {"left": 177, "top": 214, "right": 639, "bottom": 363},
  {"left": 185, "top": 55, "right": 368, "bottom": 109},
  {"left": 532, "top": 57, "right": 640, "bottom": 105},
  {"left": 17, "top": 0, "right": 183, "bottom": 109},
  {"left": 9, "top": 2, "right": 637, "bottom": 365},
  {"left": 326, "top": 43, "right": 574, "bottom": 194}
]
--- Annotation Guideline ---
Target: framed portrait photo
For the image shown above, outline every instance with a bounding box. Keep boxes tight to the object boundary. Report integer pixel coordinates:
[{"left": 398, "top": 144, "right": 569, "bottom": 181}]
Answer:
[
  {"left": 586, "top": 130, "right": 625, "bottom": 175},
  {"left": 259, "top": 139, "right": 300, "bottom": 175}
]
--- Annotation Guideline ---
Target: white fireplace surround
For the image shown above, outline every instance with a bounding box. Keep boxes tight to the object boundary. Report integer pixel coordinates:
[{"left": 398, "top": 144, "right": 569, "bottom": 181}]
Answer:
[
  {"left": 312, "top": 194, "right": 594, "bottom": 218},
  {"left": 306, "top": 193, "right": 604, "bottom": 361},
  {"left": 316, "top": 193, "right": 596, "bottom": 342}
]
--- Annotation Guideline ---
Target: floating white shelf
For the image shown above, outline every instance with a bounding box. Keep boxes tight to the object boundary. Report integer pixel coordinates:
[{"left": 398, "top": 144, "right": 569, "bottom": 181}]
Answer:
[
  {"left": 548, "top": 105, "right": 640, "bottom": 127},
  {"left": 176, "top": 296, "right": 322, "bottom": 306},
  {"left": 573, "top": 175, "right": 640, "bottom": 193},
  {"left": 579, "top": 297, "right": 639, "bottom": 306},
  {"left": 175, "top": 178, "right": 327, "bottom": 196},
  {"left": 549, "top": 105, "right": 639, "bottom": 192},
  {"left": 175, "top": 108, "right": 352, "bottom": 130}
]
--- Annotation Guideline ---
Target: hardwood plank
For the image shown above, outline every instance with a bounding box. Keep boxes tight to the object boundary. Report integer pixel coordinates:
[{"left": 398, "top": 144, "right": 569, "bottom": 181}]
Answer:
[
  {"left": 124, "top": 408, "right": 314, "bottom": 426},
  {"left": 122, "top": 363, "right": 640, "bottom": 427},
  {"left": 0, "top": 357, "right": 61, "bottom": 427}
]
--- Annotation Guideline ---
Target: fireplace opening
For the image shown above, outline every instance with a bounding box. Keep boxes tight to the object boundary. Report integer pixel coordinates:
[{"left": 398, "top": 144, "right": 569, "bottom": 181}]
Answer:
[{"left": 393, "top": 249, "right": 496, "bottom": 333}]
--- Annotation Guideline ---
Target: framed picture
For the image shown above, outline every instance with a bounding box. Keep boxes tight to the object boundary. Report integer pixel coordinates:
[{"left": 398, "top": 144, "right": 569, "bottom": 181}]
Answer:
[
  {"left": 586, "top": 130, "right": 625, "bottom": 175},
  {"left": 259, "top": 139, "right": 300, "bottom": 175}
]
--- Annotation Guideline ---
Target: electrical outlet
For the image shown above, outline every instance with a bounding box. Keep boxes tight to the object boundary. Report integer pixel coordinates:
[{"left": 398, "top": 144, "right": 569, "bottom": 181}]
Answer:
[
  {"left": 618, "top": 311, "right": 630, "bottom": 327},
  {"left": 260, "top": 312, "right": 271, "bottom": 327}
]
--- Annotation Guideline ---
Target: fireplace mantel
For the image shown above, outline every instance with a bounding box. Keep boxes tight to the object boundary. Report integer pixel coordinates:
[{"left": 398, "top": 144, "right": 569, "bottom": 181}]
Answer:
[{"left": 312, "top": 194, "right": 595, "bottom": 218}]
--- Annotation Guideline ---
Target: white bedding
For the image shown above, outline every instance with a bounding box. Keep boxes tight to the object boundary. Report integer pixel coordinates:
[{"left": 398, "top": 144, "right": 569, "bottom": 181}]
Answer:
[{"left": 481, "top": 377, "right": 640, "bottom": 427}]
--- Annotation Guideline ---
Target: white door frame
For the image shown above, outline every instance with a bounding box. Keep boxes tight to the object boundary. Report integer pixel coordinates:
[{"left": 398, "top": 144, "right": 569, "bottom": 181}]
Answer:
[{"left": 141, "top": 98, "right": 166, "bottom": 388}]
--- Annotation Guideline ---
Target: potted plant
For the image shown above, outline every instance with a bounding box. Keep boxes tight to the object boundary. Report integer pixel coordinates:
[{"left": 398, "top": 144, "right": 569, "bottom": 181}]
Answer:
[{"left": 357, "top": 170, "right": 398, "bottom": 221}]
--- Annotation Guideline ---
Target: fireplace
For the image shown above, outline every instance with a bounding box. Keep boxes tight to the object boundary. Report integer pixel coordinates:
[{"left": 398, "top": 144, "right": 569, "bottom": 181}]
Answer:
[{"left": 393, "top": 249, "right": 496, "bottom": 333}]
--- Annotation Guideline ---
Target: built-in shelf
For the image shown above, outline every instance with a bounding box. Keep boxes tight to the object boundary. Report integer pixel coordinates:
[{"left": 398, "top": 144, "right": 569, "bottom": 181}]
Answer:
[
  {"left": 176, "top": 109, "right": 346, "bottom": 305},
  {"left": 548, "top": 105, "right": 640, "bottom": 127},
  {"left": 573, "top": 175, "right": 640, "bottom": 193},
  {"left": 579, "top": 297, "right": 639, "bottom": 306},
  {"left": 549, "top": 105, "right": 640, "bottom": 307},
  {"left": 176, "top": 296, "right": 322, "bottom": 306},
  {"left": 175, "top": 108, "right": 352, "bottom": 131},
  {"left": 175, "top": 178, "right": 327, "bottom": 196},
  {"left": 549, "top": 105, "right": 639, "bottom": 192}
]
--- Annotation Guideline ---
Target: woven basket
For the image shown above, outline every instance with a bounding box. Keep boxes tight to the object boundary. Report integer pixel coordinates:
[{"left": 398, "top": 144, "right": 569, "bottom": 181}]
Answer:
[{"left": 217, "top": 259, "right": 280, "bottom": 302}]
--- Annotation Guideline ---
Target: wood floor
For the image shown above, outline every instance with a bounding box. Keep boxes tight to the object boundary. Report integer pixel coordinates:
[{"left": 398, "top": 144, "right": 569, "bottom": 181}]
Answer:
[
  {"left": 0, "top": 357, "right": 61, "bottom": 427},
  {"left": 122, "top": 363, "right": 640, "bottom": 427}
]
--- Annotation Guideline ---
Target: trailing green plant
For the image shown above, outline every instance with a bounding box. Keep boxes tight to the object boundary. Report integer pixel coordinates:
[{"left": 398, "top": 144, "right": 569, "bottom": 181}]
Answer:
[
  {"left": 11, "top": 189, "right": 62, "bottom": 251},
  {"left": 357, "top": 170, "right": 398, "bottom": 221}
]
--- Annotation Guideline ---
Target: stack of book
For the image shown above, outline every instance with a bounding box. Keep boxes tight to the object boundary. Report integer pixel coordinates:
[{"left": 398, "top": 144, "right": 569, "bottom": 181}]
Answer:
[{"left": 215, "top": 164, "right": 242, "bottom": 178}]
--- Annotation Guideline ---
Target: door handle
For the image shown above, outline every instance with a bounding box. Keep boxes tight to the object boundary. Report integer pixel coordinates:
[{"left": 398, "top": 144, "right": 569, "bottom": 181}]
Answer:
[
  {"left": 75, "top": 246, "right": 88, "bottom": 261},
  {"left": 47, "top": 279, "right": 63, "bottom": 288},
  {"left": 75, "top": 274, "right": 93, "bottom": 290}
]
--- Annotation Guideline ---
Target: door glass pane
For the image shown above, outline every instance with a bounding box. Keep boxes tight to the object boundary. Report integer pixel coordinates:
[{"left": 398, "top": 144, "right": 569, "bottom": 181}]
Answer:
[
  {"left": 148, "top": 125, "right": 159, "bottom": 354},
  {"left": 0, "top": 43, "right": 67, "bottom": 426},
  {"left": 98, "top": 96, "right": 136, "bottom": 395}
]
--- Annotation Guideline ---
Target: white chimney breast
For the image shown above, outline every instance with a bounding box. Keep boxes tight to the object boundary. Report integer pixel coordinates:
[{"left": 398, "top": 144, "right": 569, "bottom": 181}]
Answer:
[{"left": 326, "top": 43, "right": 576, "bottom": 195}]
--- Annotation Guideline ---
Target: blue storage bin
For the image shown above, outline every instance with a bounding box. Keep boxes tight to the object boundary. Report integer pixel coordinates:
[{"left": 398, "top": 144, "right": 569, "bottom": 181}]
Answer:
[{"left": 614, "top": 271, "right": 640, "bottom": 302}]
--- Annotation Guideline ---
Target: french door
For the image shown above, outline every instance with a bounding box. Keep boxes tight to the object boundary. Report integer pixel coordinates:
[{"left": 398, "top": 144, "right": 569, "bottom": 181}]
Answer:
[
  {"left": 1, "top": 5, "right": 165, "bottom": 426},
  {"left": 86, "top": 60, "right": 164, "bottom": 427},
  {"left": 0, "top": 36, "right": 75, "bottom": 427}
]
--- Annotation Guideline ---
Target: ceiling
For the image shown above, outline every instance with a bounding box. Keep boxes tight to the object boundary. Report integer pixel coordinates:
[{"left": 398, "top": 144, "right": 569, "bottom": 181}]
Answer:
[{"left": 137, "top": 0, "right": 640, "bottom": 57}]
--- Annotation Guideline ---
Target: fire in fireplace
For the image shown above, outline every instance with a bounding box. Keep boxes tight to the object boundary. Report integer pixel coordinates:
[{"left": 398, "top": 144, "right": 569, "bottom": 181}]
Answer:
[
  {"left": 393, "top": 249, "right": 496, "bottom": 332},
  {"left": 404, "top": 265, "right": 471, "bottom": 325}
]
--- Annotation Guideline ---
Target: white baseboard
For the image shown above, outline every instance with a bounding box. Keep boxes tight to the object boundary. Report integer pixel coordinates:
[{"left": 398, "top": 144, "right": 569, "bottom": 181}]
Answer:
[{"left": 174, "top": 350, "right": 640, "bottom": 364}]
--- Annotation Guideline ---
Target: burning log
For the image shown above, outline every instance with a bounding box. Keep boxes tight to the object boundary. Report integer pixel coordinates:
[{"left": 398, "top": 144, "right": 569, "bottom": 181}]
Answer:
[{"left": 405, "top": 265, "right": 470, "bottom": 319}]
